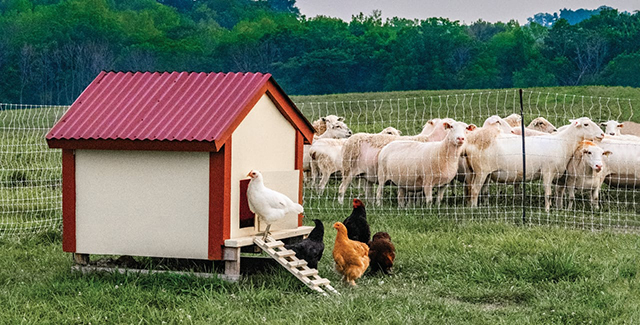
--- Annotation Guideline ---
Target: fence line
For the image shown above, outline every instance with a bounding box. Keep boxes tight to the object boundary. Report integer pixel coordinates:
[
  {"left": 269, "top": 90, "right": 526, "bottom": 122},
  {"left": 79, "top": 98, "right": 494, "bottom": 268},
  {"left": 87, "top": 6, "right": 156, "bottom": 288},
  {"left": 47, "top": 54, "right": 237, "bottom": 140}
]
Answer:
[
  {"left": 298, "top": 90, "right": 639, "bottom": 232},
  {"left": 0, "top": 90, "right": 638, "bottom": 236},
  {"left": 0, "top": 103, "right": 69, "bottom": 235}
]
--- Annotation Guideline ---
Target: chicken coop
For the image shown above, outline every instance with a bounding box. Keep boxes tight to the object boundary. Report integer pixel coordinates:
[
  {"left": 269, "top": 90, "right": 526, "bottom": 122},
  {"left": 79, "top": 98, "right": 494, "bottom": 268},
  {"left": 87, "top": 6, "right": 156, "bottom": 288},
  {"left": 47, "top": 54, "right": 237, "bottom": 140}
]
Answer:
[{"left": 46, "top": 71, "right": 315, "bottom": 280}]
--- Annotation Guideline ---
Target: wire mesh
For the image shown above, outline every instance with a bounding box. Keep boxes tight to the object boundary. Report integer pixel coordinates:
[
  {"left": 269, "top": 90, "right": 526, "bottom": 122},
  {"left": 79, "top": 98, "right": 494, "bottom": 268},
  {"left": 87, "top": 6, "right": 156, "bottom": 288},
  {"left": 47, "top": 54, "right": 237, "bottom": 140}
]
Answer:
[
  {"left": 297, "top": 90, "right": 640, "bottom": 232},
  {"left": 0, "top": 89, "right": 638, "bottom": 236},
  {"left": 0, "top": 103, "right": 67, "bottom": 236}
]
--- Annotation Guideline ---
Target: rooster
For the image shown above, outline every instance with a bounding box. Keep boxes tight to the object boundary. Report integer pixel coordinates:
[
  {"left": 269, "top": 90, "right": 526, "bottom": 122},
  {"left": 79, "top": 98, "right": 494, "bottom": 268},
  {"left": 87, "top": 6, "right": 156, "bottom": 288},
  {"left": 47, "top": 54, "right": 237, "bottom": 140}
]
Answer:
[
  {"left": 284, "top": 219, "right": 324, "bottom": 269},
  {"left": 246, "top": 170, "right": 304, "bottom": 240},
  {"left": 332, "top": 222, "right": 369, "bottom": 286},
  {"left": 343, "top": 198, "right": 370, "bottom": 244},
  {"left": 368, "top": 232, "right": 396, "bottom": 275}
]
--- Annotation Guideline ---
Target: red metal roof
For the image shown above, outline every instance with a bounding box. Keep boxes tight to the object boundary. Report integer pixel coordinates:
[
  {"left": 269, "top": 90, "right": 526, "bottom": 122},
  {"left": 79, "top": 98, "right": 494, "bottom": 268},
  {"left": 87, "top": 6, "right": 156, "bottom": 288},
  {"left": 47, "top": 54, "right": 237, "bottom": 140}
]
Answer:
[{"left": 46, "top": 71, "right": 312, "bottom": 149}]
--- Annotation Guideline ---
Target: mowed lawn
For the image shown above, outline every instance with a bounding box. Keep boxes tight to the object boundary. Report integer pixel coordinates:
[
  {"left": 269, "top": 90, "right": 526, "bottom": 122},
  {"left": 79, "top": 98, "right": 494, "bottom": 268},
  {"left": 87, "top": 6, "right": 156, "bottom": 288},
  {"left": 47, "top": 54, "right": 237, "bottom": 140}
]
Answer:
[{"left": 1, "top": 217, "right": 639, "bottom": 324}]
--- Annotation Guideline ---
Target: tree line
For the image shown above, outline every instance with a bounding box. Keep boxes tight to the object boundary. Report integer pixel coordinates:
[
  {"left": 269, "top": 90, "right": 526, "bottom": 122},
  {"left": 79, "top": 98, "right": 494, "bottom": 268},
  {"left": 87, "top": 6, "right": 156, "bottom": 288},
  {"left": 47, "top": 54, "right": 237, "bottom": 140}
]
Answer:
[{"left": 1, "top": 0, "right": 639, "bottom": 105}]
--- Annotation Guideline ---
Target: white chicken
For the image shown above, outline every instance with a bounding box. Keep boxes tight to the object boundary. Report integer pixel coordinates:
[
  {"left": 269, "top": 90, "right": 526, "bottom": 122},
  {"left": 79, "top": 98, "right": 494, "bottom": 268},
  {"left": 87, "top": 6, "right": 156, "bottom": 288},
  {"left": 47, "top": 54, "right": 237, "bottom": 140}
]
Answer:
[{"left": 246, "top": 170, "right": 304, "bottom": 240}]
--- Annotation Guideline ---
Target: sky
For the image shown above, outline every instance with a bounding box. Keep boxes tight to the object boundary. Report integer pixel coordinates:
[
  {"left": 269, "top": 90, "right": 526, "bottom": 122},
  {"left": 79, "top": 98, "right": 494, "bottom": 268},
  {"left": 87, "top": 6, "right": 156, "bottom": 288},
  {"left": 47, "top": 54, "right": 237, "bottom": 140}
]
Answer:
[{"left": 295, "top": 0, "right": 640, "bottom": 24}]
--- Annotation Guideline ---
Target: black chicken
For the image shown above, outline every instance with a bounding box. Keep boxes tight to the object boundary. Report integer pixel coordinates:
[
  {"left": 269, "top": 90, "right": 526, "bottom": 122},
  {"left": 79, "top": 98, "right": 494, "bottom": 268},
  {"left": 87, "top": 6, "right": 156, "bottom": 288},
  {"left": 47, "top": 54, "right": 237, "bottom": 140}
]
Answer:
[
  {"left": 284, "top": 219, "right": 324, "bottom": 269},
  {"left": 343, "top": 198, "right": 370, "bottom": 244}
]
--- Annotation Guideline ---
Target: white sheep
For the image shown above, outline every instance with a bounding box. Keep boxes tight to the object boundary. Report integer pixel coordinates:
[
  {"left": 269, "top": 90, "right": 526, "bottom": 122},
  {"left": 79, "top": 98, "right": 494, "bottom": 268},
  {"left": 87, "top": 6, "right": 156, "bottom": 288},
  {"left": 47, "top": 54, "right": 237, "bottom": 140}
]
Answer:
[
  {"left": 556, "top": 140, "right": 611, "bottom": 209},
  {"left": 601, "top": 120, "right": 623, "bottom": 136},
  {"left": 303, "top": 115, "right": 352, "bottom": 178},
  {"left": 598, "top": 120, "right": 640, "bottom": 145},
  {"left": 527, "top": 117, "right": 557, "bottom": 133},
  {"left": 465, "top": 117, "right": 604, "bottom": 211},
  {"left": 456, "top": 115, "right": 515, "bottom": 200},
  {"left": 510, "top": 116, "right": 557, "bottom": 136},
  {"left": 598, "top": 136, "right": 640, "bottom": 188},
  {"left": 311, "top": 115, "right": 348, "bottom": 136},
  {"left": 309, "top": 127, "right": 401, "bottom": 194},
  {"left": 337, "top": 118, "right": 455, "bottom": 204},
  {"left": 503, "top": 113, "right": 522, "bottom": 127},
  {"left": 376, "top": 121, "right": 476, "bottom": 207},
  {"left": 601, "top": 120, "right": 640, "bottom": 137}
]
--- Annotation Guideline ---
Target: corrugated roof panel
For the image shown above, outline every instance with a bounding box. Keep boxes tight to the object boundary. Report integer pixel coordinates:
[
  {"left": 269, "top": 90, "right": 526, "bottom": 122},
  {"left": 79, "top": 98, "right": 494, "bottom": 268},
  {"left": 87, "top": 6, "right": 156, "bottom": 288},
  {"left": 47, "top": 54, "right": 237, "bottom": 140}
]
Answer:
[{"left": 46, "top": 71, "right": 274, "bottom": 143}]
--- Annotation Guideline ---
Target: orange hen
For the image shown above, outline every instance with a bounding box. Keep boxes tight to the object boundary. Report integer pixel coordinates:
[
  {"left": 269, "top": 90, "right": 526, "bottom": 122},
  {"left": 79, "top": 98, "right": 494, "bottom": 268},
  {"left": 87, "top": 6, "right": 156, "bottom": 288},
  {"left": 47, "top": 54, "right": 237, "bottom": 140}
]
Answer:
[{"left": 332, "top": 222, "right": 370, "bottom": 286}]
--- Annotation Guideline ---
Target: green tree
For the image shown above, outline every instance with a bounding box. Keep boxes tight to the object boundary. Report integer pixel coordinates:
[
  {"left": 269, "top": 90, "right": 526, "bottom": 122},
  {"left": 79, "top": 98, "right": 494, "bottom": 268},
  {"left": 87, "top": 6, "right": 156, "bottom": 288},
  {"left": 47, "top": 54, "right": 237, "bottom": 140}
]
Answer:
[{"left": 601, "top": 52, "right": 640, "bottom": 87}]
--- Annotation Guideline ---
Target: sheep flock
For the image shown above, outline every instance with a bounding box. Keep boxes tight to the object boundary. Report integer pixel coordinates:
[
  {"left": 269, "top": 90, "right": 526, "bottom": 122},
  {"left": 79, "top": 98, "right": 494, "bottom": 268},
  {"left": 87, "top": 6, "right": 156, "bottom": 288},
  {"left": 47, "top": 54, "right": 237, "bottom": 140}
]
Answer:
[{"left": 305, "top": 114, "right": 640, "bottom": 211}]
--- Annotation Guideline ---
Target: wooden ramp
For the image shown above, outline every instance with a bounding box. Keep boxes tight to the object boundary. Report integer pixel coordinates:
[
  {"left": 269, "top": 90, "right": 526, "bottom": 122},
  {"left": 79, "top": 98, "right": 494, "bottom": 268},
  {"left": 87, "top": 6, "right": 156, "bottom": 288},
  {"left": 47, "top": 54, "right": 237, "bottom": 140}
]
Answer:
[{"left": 253, "top": 236, "right": 339, "bottom": 296}]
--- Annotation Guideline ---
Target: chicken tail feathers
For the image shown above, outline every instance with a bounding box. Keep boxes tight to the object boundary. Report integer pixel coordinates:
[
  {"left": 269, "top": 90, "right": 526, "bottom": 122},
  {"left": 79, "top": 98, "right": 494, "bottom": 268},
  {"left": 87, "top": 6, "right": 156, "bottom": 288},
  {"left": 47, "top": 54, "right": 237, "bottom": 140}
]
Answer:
[{"left": 292, "top": 203, "right": 304, "bottom": 214}]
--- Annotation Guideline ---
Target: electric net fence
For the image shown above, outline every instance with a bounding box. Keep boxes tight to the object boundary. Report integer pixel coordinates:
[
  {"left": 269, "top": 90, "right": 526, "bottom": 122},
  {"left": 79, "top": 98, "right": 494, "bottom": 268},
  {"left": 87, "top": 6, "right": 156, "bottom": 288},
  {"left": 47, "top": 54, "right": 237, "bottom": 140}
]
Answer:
[
  {"left": 0, "top": 103, "right": 68, "bottom": 235},
  {"left": 0, "top": 90, "right": 638, "bottom": 236},
  {"left": 297, "top": 90, "right": 640, "bottom": 231}
]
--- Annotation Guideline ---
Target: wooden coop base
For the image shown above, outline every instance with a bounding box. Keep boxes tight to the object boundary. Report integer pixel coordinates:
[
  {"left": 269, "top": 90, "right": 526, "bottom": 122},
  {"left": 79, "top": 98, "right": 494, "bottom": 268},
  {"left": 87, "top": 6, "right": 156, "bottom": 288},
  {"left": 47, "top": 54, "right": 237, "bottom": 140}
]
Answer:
[
  {"left": 71, "top": 264, "right": 241, "bottom": 282},
  {"left": 70, "top": 227, "right": 315, "bottom": 283}
]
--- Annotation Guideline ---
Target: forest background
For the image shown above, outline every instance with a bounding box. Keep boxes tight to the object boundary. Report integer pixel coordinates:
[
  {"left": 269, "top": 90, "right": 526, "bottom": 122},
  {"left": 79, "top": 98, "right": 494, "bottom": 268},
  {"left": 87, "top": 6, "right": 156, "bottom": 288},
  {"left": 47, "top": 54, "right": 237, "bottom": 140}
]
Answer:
[{"left": 1, "top": 0, "right": 639, "bottom": 105}]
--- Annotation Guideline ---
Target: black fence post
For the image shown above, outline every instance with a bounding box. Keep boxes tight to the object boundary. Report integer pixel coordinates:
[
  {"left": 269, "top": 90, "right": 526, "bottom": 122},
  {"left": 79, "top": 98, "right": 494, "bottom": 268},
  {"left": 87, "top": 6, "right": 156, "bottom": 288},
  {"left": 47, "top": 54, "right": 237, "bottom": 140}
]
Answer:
[{"left": 519, "top": 89, "right": 527, "bottom": 225}]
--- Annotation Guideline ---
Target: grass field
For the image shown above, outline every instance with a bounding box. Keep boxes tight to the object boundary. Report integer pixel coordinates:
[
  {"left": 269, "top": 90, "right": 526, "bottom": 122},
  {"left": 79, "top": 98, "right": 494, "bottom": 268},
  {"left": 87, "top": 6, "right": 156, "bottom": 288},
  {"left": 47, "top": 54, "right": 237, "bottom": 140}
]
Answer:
[
  {"left": 1, "top": 86, "right": 640, "bottom": 323},
  {"left": 1, "top": 221, "right": 639, "bottom": 323}
]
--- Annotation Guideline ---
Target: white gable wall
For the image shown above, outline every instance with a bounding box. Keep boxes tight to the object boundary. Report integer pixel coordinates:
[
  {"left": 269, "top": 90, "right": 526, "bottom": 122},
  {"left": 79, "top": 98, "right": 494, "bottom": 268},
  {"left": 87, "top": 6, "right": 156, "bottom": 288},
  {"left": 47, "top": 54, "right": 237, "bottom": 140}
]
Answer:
[{"left": 230, "top": 94, "right": 298, "bottom": 238}]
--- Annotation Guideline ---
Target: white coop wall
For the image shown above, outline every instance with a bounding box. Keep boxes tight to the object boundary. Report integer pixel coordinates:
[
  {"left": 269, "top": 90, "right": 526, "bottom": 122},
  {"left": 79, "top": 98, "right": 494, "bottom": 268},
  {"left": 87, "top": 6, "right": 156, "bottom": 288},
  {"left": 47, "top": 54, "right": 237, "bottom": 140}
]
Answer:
[
  {"left": 231, "top": 94, "right": 299, "bottom": 238},
  {"left": 74, "top": 150, "right": 210, "bottom": 259}
]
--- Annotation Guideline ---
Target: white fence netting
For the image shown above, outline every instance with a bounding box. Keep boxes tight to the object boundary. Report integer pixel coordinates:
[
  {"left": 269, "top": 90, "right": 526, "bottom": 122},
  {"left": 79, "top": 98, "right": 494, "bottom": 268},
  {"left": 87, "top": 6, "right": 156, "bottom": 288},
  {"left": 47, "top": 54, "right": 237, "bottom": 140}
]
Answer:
[
  {"left": 0, "top": 89, "right": 638, "bottom": 236},
  {"left": 0, "top": 103, "right": 68, "bottom": 235},
  {"left": 297, "top": 90, "right": 640, "bottom": 231}
]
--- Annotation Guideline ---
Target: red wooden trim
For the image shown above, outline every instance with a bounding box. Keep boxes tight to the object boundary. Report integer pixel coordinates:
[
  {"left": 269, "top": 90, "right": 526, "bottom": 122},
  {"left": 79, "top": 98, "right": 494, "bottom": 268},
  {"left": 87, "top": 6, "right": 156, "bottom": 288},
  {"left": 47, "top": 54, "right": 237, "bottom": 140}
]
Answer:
[
  {"left": 265, "top": 81, "right": 315, "bottom": 144},
  {"left": 214, "top": 83, "right": 269, "bottom": 151},
  {"left": 47, "top": 138, "right": 218, "bottom": 152},
  {"left": 62, "top": 149, "right": 76, "bottom": 252},
  {"left": 208, "top": 138, "right": 232, "bottom": 260},
  {"left": 295, "top": 132, "right": 304, "bottom": 227}
]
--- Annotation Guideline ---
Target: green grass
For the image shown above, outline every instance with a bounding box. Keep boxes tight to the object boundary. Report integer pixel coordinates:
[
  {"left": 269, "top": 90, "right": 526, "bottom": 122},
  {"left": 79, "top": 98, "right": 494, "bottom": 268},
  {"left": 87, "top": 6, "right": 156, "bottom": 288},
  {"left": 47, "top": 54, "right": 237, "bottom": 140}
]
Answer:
[{"left": 1, "top": 220, "right": 640, "bottom": 323}]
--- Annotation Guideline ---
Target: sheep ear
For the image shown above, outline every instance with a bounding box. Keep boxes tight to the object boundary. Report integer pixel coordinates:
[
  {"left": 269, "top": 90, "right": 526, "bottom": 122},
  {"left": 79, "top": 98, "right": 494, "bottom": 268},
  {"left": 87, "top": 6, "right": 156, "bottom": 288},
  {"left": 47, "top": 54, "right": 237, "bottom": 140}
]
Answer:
[
  {"left": 443, "top": 122, "right": 453, "bottom": 129},
  {"left": 618, "top": 124, "right": 624, "bottom": 128},
  {"left": 338, "top": 117, "right": 344, "bottom": 121},
  {"left": 322, "top": 117, "right": 327, "bottom": 122},
  {"left": 467, "top": 124, "right": 477, "bottom": 131},
  {"left": 603, "top": 151, "right": 612, "bottom": 156},
  {"left": 600, "top": 122, "right": 606, "bottom": 127},
  {"left": 428, "top": 119, "right": 435, "bottom": 125}
]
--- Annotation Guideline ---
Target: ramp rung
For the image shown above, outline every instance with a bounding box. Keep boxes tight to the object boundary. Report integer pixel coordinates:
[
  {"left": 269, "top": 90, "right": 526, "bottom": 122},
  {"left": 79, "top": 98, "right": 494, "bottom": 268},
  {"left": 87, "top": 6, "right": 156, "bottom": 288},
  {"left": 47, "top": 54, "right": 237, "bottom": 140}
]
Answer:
[
  {"left": 275, "top": 250, "right": 296, "bottom": 258},
  {"left": 265, "top": 241, "right": 285, "bottom": 248},
  {"left": 287, "top": 260, "right": 307, "bottom": 267},
  {"left": 298, "top": 269, "right": 318, "bottom": 277},
  {"left": 310, "top": 278, "right": 330, "bottom": 286}
]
